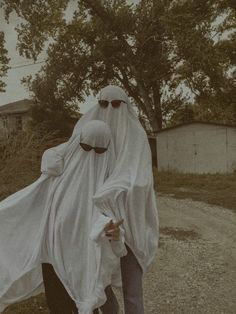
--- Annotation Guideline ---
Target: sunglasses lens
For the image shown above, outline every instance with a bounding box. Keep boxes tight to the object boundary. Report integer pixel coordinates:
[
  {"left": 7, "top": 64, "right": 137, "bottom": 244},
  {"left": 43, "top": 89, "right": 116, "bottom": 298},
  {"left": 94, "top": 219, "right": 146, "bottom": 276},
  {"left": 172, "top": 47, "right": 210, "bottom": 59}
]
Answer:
[
  {"left": 111, "top": 100, "right": 122, "bottom": 108},
  {"left": 98, "top": 100, "right": 109, "bottom": 108},
  {"left": 94, "top": 147, "right": 108, "bottom": 154},
  {"left": 80, "top": 143, "right": 92, "bottom": 151}
]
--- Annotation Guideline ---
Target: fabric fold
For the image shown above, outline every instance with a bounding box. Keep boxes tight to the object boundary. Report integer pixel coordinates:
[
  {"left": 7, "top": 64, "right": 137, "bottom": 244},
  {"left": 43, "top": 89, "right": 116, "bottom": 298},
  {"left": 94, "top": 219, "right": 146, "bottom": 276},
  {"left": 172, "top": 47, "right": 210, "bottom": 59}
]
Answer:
[{"left": 41, "top": 147, "right": 64, "bottom": 176}]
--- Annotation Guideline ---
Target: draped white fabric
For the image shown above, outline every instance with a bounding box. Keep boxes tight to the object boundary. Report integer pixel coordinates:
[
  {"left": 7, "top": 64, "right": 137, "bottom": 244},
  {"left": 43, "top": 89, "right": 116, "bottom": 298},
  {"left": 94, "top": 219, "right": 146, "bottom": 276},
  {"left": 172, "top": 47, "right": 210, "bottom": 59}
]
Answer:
[
  {"left": 0, "top": 121, "right": 125, "bottom": 314},
  {"left": 0, "top": 175, "right": 50, "bottom": 312},
  {"left": 66, "top": 85, "right": 159, "bottom": 272}
]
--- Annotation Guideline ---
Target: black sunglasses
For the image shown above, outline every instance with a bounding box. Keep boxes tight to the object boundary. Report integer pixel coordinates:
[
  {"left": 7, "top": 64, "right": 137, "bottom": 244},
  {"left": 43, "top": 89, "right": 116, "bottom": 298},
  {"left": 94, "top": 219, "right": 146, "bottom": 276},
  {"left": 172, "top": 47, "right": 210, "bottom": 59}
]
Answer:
[
  {"left": 98, "top": 99, "right": 126, "bottom": 108},
  {"left": 79, "top": 142, "right": 109, "bottom": 154}
]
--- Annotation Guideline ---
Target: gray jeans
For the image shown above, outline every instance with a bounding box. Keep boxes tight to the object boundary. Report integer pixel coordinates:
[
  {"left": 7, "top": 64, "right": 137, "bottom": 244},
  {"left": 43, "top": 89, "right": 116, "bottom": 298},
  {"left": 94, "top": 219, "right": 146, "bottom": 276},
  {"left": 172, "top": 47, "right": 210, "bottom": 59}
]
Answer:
[{"left": 99, "top": 245, "right": 144, "bottom": 314}]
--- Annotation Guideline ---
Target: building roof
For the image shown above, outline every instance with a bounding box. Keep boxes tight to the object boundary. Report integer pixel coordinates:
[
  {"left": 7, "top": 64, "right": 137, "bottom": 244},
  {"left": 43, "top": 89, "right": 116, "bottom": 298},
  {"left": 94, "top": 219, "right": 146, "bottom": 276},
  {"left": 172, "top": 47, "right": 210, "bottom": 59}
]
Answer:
[
  {"left": 0, "top": 99, "right": 32, "bottom": 115},
  {"left": 156, "top": 121, "right": 236, "bottom": 133}
]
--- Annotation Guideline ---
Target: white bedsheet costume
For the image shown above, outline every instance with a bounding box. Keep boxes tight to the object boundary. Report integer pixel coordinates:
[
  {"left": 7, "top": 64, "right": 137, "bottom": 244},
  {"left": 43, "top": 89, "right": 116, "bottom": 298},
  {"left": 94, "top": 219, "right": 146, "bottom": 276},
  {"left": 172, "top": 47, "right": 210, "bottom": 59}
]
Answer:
[
  {"left": 46, "top": 85, "right": 159, "bottom": 273},
  {"left": 0, "top": 121, "right": 125, "bottom": 314}
]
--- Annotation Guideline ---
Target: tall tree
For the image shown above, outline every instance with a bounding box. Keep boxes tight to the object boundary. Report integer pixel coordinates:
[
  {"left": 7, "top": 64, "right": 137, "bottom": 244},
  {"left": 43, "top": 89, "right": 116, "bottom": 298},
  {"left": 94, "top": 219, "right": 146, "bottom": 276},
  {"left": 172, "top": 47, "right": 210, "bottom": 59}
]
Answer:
[
  {"left": 168, "top": 0, "right": 236, "bottom": 124},
  {"left": 0, "top": 31, "right": 9, "bottom": 92},
  {"left": 2, "top": 0, "right": 236, "bottom": 130},
  {"left": 22, "top": 70, "right": 79, "bottom": 135}
]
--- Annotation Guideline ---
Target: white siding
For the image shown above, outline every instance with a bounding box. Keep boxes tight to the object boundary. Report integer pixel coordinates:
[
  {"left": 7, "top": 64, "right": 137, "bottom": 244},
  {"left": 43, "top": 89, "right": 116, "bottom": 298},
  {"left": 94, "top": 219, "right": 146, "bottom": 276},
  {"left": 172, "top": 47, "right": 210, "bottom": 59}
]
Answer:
[
  {"left": 227, "top": 128, "right": 236, "bottom": 172},
  {"left": 156, "top": 123, "right": 236, "bottom": 174},
  {"left": 194, "top": 127, "right": 227, "bottom": 173}
]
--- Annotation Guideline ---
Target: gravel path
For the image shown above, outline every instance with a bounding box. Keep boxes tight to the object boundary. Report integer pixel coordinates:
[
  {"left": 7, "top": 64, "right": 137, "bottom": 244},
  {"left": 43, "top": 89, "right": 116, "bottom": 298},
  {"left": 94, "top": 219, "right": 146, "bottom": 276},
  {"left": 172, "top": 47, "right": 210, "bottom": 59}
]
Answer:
[{"left": 139, "top": 194, "right": 236, "bottom": 314}]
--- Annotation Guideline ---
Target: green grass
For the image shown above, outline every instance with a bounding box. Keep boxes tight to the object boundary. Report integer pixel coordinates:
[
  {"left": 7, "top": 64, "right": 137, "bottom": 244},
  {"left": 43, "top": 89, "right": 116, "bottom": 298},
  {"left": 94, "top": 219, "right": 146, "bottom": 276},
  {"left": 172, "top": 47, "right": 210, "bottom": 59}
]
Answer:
[{"left": 154, "top": 168, "right": 236, "bottom": 212}]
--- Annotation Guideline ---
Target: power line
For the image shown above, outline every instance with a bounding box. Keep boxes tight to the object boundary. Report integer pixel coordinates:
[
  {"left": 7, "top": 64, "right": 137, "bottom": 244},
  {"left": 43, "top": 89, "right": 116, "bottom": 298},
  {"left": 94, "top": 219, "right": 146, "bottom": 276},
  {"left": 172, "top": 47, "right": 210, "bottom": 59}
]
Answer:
[{"left": 8, "top": 60, "right": 46, "bottom": 70}]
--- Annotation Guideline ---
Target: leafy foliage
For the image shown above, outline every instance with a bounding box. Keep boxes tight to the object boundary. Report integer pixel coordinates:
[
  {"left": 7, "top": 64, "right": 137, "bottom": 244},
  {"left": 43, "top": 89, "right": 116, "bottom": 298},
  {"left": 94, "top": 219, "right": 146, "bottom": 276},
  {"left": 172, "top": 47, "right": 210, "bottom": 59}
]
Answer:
[
  {"left": 22, "top": 71, "right": 79, "bottom": 136},
  {"left": 1, "top": 0, "right": 236, "bottom": 130},
  {"left": 0, "top": 31, "right": 10, "bottom": 92}
]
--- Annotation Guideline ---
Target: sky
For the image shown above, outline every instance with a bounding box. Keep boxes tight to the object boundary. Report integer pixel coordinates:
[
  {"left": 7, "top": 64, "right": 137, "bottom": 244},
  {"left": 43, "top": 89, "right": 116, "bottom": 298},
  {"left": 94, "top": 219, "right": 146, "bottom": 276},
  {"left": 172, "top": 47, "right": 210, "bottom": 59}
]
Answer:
[
  {"left": 0, "top": 9, "right": 49, "bottom": 107},
  {"left": 0, "top": 0, "right": 140, "bottom": 113}
]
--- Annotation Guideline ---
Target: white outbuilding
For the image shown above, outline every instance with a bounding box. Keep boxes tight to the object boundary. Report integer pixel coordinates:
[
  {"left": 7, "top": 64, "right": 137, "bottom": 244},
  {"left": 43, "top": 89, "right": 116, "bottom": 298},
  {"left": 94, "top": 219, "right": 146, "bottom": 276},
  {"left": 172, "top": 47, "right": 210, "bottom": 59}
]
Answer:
[{"left": 156, "top": 122, "right": 236, "bottom": 174}]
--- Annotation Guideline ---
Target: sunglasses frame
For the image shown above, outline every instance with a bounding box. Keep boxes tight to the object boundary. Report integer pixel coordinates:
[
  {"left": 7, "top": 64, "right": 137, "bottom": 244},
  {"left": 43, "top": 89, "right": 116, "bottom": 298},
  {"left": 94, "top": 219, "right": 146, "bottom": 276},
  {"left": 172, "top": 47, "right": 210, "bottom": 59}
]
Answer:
[
  {"left": 79, "top": 142, "right": 109, "bottom": 154},
  {"left": 98, "top": 99, "right": 126, "bottom": 108}
]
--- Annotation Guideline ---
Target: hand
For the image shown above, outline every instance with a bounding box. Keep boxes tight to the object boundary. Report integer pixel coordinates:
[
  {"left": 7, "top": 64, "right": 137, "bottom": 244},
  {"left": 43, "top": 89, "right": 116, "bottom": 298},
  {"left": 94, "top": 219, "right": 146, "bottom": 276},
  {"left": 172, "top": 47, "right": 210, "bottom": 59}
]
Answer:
[{"left": 104, "top": 219, "right": 124, "bottom": 241}]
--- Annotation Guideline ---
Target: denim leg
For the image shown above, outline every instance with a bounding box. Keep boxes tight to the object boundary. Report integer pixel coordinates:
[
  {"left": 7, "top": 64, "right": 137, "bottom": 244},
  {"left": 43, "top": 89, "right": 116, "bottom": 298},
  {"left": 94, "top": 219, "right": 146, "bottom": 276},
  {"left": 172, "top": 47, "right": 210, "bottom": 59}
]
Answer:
[
  {"left": 99, "top": 285, "right": 119, "bottom": 314},
  {"left": 120, "top": 245, "right": 144, "bottom": 314},
  {"left": 42, "top": 263, "right": 78, "bottom": 314}
]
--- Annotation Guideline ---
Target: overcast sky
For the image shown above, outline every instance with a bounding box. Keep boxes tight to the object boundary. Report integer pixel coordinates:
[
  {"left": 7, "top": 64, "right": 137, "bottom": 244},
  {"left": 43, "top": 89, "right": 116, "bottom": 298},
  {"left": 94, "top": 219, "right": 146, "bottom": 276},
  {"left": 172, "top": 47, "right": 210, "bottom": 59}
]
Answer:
[{"left": 0, "top": 0, "right": 139, "bottom": 112}]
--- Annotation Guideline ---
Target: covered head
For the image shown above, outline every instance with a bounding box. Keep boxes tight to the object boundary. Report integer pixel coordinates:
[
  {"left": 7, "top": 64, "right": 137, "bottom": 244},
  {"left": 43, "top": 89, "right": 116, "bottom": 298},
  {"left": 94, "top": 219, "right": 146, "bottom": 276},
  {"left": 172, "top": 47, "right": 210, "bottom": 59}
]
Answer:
[
  {"left": 64, "top": 120, "right": 116, "bottom": 186},
  {"left": 72, "top": 85, "right": 142, "bottom": 155},
  {"left": 80, "top": 119, "right": 112, "bottom": 149},
  {"left": 98, "top": 85, "right": 130, "bottom": 104},
  {"left": 41, "top": 120, "right": 115, "bottom": 178}
]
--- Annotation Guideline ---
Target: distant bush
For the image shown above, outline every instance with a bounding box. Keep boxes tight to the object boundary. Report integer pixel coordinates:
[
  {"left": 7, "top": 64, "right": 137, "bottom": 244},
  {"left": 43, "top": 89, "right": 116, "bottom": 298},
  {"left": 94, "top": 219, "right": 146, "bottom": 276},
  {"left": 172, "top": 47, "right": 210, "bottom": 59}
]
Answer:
[{"left": 0, "top": 131, "right": 68, "bottom": 200}]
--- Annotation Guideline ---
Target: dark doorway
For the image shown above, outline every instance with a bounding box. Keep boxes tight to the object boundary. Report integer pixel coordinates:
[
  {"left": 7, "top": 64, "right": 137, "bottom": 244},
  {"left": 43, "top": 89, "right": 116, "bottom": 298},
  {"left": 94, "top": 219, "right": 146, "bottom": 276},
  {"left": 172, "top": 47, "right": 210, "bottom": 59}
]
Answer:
[{"left": 148, "top": 136, "right": 157, "bottom": 168}]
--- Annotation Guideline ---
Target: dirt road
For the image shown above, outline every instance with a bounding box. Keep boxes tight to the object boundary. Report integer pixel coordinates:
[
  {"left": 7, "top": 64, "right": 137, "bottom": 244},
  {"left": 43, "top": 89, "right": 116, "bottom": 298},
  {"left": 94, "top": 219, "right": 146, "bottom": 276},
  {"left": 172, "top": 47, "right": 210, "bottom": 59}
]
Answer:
[
  {"left": 4, "top": 194, "right": 236, "bottom": 314},
  {"left": 114, "top": 194, "right": 236, "bottom": 313},
  {"left": 140, "top": 194, "right": 236, "bottom": 314}
]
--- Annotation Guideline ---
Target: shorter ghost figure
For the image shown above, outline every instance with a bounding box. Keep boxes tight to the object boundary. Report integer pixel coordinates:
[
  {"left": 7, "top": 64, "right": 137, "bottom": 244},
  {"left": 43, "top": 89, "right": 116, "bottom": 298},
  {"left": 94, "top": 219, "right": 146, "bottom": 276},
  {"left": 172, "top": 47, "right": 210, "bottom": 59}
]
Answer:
[{"left": 0, "top": 120, "right": 126, "bottom": 314}]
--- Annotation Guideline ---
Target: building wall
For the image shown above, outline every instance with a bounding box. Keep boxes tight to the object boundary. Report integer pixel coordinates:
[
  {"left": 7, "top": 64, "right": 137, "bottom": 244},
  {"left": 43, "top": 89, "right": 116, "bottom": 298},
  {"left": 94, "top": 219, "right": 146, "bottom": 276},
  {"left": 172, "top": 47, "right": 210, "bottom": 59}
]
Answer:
[
  {"left": 0, "top": 113, "right": 31, "bottom": 139},
  {"left": 227, "top": 128, "right": 236, "bottom": 172},
  {"left": 156, "top": 123, "right": 236, "bottom": 174}
]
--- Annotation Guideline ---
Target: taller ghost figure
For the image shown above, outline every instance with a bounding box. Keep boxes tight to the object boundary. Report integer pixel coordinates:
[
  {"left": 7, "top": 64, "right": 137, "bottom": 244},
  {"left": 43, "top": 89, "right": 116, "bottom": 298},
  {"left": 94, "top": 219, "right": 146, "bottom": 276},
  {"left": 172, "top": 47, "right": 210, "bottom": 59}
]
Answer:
[
  {"left": 71, "top": 85, "right": 159, "bottom": 314},
  {"left": 40, "top": 85, "right": 159, "bottom": 313},
  {"left": 42, "top": 85, "right": 159, "bottom": 314}
]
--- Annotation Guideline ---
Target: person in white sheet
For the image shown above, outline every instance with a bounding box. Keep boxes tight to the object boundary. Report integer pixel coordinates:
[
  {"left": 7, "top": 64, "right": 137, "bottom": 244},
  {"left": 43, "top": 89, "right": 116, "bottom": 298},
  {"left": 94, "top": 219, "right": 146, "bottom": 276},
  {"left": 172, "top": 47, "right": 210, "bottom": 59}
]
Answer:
[
  {"left": 45, "top": 85, "right": 159, "bottom": 314},
  {"left": 0, "top": 120, "right": 125, "bottom": 314}
]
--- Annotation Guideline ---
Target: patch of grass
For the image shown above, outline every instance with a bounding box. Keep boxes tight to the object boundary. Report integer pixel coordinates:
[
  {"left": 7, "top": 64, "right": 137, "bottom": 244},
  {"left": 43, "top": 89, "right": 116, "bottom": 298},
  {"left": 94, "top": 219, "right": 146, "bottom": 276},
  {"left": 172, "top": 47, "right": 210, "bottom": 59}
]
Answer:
[
  {"left": 153, "top": 168, "right": 236, "bottom": 212},
  {"left": 3, "top": 294, "right": 49, "bottom": 314}
]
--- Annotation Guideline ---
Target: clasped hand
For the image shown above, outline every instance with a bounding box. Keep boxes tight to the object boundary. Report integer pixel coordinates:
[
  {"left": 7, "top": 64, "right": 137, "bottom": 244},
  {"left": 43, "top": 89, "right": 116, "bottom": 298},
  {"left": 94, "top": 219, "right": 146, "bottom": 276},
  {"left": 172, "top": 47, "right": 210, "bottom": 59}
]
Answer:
[{"left": 104, "top": 219, "right": 124, "bottom": 241}]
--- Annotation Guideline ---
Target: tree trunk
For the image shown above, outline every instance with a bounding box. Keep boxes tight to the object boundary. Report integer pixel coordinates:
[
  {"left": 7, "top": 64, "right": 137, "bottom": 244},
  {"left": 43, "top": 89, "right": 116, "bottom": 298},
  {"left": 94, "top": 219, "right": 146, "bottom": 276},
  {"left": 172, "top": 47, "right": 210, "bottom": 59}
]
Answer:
[
  {"left": 147, "top": 105, "right": 161, "bottom": 133},
  {"left": 152, "top": 82, "right": 163, "bottom": 131}
]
